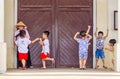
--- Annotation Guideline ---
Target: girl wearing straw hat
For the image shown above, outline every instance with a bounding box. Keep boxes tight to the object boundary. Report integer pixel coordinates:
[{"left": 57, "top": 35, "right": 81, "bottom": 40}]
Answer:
[{"left": 14, "top": 21, "right": 33, "bottom": 68}]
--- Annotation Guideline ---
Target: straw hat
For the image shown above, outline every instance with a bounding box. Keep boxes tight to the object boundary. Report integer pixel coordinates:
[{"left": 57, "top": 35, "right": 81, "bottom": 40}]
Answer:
[{"left": 16, "top": 21, "right": 26, "bottom": 27}]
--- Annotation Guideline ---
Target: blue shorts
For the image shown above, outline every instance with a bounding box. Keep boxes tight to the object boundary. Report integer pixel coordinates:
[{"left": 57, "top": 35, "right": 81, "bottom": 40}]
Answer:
[
  {"left": 95, "top": 49, "right": 105, "bottom": 60},
  {"left": 79, "top": 52, "right": 88, "bottom": 59}
]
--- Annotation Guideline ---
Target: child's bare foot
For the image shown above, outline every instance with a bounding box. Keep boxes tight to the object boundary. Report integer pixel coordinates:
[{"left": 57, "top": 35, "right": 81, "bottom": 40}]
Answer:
[
  {"left": 41, "top": 67, "right": 46, "bottom": 69},
  {"left": 95, "top": 65, "right": 99, "bottom": 69},
  {"left": 83, "top": 66, "right": 86, "bottom": 70},
  {"left": 22, "top": 66, "right": 27, "bottom": 70},
  {"left": 52, "top": 58, "right": 55, "bottom": 64},
  {"left": 108, "top": 67, "right": 114, "bottom": 71}
]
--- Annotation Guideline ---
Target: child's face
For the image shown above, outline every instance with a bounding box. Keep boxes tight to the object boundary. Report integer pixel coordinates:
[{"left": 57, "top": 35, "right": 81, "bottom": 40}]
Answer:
[
  {"left": 42, "top": 33, "right": 47, "bottom": 39},
  {"left": 98, "top": 33, "right": 103, "bottom": 38},
  {"left": 109, "top": 43, "right": 114, "bottom": 46},
  {"left": 17, "top": 26, "right": 24, "bottom": 30}
]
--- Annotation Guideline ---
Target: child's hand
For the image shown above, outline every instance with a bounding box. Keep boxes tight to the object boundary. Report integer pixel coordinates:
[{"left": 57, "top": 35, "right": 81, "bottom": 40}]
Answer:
[
  {"left": 76, "top": 32, "right": 80, "bottom": 35},
  {"left": 96, "top": 27, "right": 98, "bottom": 30},
  {"left": 105, "top": 48, "right": 108, "bottom": 50},
  {"left": 40, "top": 38, "right": 42, "bottom": 41},
  {"left": 88, "top": 25, "right": 91, "bottom": 28},
  {"left": 24, "top": 26, "right": 27, "bottom": 29}
]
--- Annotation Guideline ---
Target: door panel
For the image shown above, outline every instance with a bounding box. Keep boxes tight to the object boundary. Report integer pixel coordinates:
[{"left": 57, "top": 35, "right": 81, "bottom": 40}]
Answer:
[
  {"left": 18, "top": 0, "right": 54, "bottom": 67},
  {"left": 57, "top": 12, "right": 92, "bottom": 67},
  {"left": 56, "top": 0, "right": 93, "bottom": 68}
]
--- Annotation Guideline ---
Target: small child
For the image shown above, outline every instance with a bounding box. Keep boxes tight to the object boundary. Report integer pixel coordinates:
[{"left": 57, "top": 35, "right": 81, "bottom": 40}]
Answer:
[
  {"left": 94, "top": 27, "right": 109, "bottom": 69},
  {"left": 105, "top": 39, "right": 116, "bottom": 70},
  {"left": 74, "top": 26, "right": 92, "bottom": 70},
  {"left": 14, "top": 21, "right": 32, "bottom": 68},
  {"left": 15, "top": 30, "right": 39, "bottom": 70},
  {"left": 39, "top": 31, "right": 55, "bottom": 69}
]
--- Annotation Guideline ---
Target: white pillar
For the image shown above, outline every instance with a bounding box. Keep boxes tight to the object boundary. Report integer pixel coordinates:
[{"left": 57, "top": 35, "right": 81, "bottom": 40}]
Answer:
[
  {"left": 0, "top": 0, "right": 7, "bottom": 73},
  {"left": 116, "top": 0, "right": 120, "bottom": 72}
]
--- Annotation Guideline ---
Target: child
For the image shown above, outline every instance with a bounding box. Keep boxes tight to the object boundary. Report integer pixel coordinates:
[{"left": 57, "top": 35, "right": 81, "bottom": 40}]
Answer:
[
  {"left": 94, "top": 27, "right": 109, "bottom": 69},
  {"left": 14, "top": 21, "right": 32, "bottom": 68},
  {"left": 39, "top": 31, "right": 55, "bottom": 69},
  {"left": 105, "top": 39, "right": 116, "bottom": 70},
  {"left": 15, "top": 30, "right": 39, "bottom": 70},
  {"left": 74, "top": 26, "right": 92, "bottom": 70}
]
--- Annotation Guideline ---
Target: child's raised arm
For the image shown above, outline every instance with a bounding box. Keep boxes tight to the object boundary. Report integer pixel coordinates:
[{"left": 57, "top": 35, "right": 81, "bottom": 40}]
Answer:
[
  {"left": 86, "top": 25, "right": 91, "bottom": 34},
  {"left": 104, "top": 28, "right": 109, "bottom": 38},
  {"left": 74, "top": 32, "right": 80, "bottom": 41},
  {"left": 31, "top": 38, "right": 39, "bottom": 44},
  {"left": 87, "top": 34, "right": 92, "bottom": 40},
  {"left": 39, "top": 38, "right": 44, "bottom": 46},
  {"left": 94, "top": 27, "right": 98, "bottom": 37}
]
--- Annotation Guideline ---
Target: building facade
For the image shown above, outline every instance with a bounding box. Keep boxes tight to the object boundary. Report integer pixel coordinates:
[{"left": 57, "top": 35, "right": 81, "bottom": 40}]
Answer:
[{"left": 0, "top": 0, "right": 120, "bottom": 74}]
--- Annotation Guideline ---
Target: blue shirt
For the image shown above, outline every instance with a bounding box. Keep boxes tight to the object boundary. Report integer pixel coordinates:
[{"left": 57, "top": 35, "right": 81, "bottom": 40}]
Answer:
[
  {"left": 96, "top": 37, "right": 105, "bottom": 50},
  {"left": 77, "top": 38, "right": 90, "bottom": 53}
]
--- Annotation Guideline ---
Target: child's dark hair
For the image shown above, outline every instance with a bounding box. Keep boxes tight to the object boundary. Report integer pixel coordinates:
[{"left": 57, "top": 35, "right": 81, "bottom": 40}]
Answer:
[
  {"left": 80, "top": 30, "right": 86, "bottom": 37},
  {"left": 43, "top": 31, "right": 50, "bottom": 37},
  {"left": 19, "top": 30, "right": 26, "bottom": 37},
  {"left": 98, "top": 31, "right": 104, "bottom": 35},
  {"left": 109, "top": 39, "right": 116, "bottom": 46}
]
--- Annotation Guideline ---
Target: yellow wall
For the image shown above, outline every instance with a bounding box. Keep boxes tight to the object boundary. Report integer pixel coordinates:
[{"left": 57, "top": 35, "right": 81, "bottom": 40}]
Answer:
[
  {"left": 4, "top": 0, "right": 14, "bottom": 68},
  {"left": 4, "top": 0, "right": 118, "bottom": 68}
]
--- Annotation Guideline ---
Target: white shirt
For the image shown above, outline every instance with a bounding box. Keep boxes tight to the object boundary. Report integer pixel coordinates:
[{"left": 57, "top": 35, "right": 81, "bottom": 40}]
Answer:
[
  {"left": 15, "top": 37, "right": 31, "bottom": 53},
  {"left": 42, "top": 39, "right": 50, "bottom": 54}
]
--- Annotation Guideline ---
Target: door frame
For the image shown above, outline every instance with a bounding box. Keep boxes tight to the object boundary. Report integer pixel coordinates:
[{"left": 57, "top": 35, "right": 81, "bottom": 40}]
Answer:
[{"left": 14, "top": 0, "right": 97, "bottom": 68}]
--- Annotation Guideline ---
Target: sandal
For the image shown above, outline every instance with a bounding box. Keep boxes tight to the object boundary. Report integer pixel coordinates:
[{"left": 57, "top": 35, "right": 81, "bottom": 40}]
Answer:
[
  {"left": 103, "top": 66, "right": 107, "bottom": 69},
  {"left": 95, "top": 66, "right": 99, "bottom": 69}
]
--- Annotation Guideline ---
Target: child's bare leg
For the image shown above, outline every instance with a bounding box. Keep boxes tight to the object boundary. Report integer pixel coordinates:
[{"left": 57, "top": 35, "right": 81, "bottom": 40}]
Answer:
[
  {"left": 21, "top": 59, "right": 26, "bottom": 70},
  {"left": 83, "top": 59, "right": 87, "bottom": 68},
  {"left": 45, "top": 57, "right": 55, "bottom": 63},
  {"left": 96, "top": 59, "right": 99, "bottom": 68},
  {"left": 42, "top": 59, "right": 46, "bottom": 68},
  {"left": 102, "top": 60, "right": 107, "bottom": 69},
  {"left": 21, "top": 59, "right": 26, "bottom": 67},
  {"left": 112, "top": 59, "right": 114, "bottom": 70},
  {"left": 112, "top": 59, "right": 114, "bottom": 66},
  {"left": 79, "top": 59, "right": 83, "bottom": 68}
]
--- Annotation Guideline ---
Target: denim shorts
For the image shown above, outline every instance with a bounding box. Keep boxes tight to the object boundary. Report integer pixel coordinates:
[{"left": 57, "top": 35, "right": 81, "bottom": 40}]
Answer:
[{"left": 95, "top": 49, "right": 105, "bottom": 60}]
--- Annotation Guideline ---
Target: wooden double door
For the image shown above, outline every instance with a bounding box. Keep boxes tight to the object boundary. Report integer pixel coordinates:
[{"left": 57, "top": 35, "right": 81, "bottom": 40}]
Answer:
[{"left": 18, "top": 0, "right": 93, "bottom": 68}]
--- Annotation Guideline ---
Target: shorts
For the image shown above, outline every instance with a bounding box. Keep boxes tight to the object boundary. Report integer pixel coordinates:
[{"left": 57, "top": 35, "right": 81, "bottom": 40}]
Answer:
[
  {"left": 40, "top": 52, "right": 49, "bottom": 59},
  {"left": 95, "top": 49, "right": 105, "bottom": 60},
  {"left": 18, "top": 53, "right": 28, "bottom": 61},
  {"left": 79, "top": 51, "right": 88, "bottom": 59}
]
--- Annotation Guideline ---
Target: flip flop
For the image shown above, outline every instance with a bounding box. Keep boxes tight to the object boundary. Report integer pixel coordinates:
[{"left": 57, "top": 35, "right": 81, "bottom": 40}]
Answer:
[{"left": 103, "top": 66, "right": 107, "bottom": 69}]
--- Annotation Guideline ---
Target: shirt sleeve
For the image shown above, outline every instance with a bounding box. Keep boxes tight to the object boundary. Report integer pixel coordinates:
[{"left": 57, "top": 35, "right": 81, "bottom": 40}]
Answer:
[
  {"left": 25, "top": 30, "right": 30, "bottom": 39},
  {"left": 44, "top": 40, "right": 49, "bottom": 45},
  {"left": 86, "top": 38, "right": 90, "bottom": 43},
  {"left": 14, "top": 30, "right": 20, "bottom": 36},
  {"left": 15, "top": 40, "right": 18, "bottom": 46},
  {"left": 103, "top": 37, "right": 106, "bottom": 40},
  {"left": 27, "top": 39, "right": 32, "bottom": 44},
  {"left": 14, "top": 30, "right": 20, "bottom": 41},
  {"left": 77, "top": 38, "right": 80, "bottom": 43}
]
